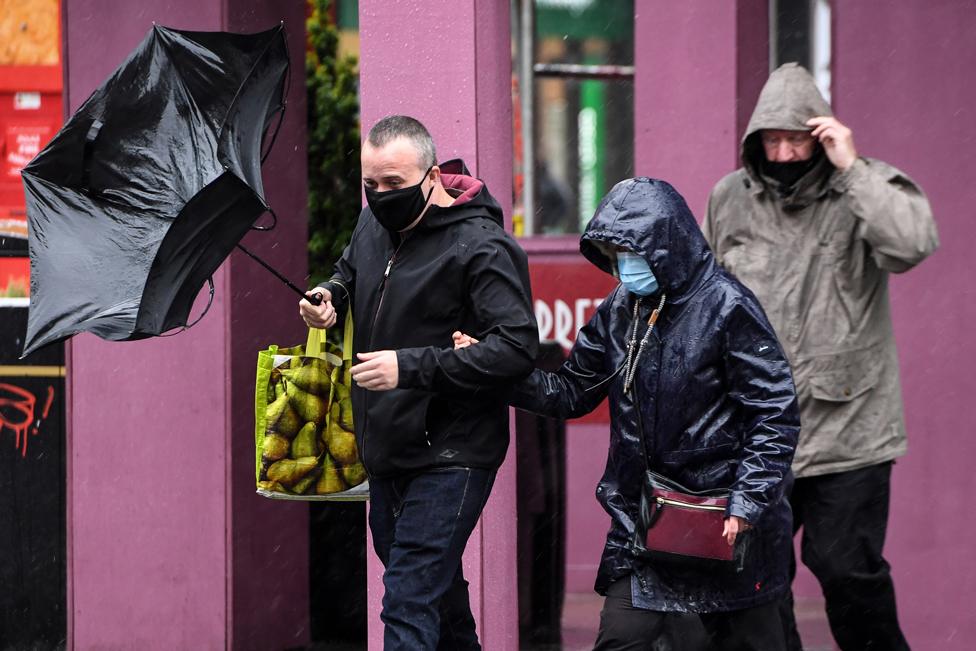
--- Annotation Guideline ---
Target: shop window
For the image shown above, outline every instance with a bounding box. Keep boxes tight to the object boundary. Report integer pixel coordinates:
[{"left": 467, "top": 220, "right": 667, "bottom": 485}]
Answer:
[
  {"left": 514, "top": 0, "right": 634, "bottom": 237},
  {"left": 770, "top": 0, "right": 831, "bottom": 101}
]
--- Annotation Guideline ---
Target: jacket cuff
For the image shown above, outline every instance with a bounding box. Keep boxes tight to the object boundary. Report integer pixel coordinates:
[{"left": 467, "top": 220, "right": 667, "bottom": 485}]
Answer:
[
  {"left": 396, "top": 347, "right": 434, "bottom": 390},
  {"left": 727, "top": 493, "right": 763, "bottom": 524},
  {"left": 319, "top": 278, "right": 349, "bottom": 312},
  {"left": 834, "top": 157, "right": 869, "bottom": 192}
]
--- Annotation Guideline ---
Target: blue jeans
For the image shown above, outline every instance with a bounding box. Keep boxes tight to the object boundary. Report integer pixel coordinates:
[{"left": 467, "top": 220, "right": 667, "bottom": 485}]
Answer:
[{"left": 369, "top": 467, "right": 496, "bottom": 650}]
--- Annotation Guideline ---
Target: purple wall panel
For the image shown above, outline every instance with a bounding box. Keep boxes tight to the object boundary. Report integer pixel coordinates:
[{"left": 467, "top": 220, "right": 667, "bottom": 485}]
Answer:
[
  {"left": 833, "top": 3, "right": 976, "bottom": 648},
  {"left": 64, "top": 2, "right": 309, "bottom": 649},
  {"left": 634, "top": 0, "right": 768, "bottom": 219}
]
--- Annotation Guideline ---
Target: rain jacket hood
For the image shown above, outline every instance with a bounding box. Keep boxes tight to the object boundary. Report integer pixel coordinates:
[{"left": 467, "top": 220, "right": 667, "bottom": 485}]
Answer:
[
  {"left": 514, "top": 178, "right": 799, "bottom": 612},
  {"left": 580, "top": 178, "right": 716, "bottom": 304},
  {"left": 413, "top": 159, "right": 502, "bottom": 231},
  {"left": 741, "top": 63, "right": 834, "bottom": 204}
]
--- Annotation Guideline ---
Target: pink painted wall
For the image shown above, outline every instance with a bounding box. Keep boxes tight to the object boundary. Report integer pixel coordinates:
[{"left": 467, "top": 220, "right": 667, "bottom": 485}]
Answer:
[
  {"left": 357, "top": 1, "right": 518, "bottom": 648},
  {"left": 633, "top": 0, "right": 768, "bottom": 218},
  {"left": 832, "top": 3, "right": 976, "bottom": 648},
  {"left": 63, "top": 2, "right": 309, "bottom": 649}
]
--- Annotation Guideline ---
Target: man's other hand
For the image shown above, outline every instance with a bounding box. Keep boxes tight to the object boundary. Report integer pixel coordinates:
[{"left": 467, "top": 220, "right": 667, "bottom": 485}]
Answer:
[
  {"left": 299, "top": 288, "right": 337, "bottom": 329},
  {"left": 351, "top": 351, "right": 398, "bottom": 391},
  {"left": 807, "top": 116, "right": 858, "bottom": 171}
]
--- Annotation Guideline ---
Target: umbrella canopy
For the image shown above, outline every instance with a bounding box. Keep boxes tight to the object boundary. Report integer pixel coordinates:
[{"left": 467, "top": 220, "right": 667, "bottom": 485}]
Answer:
[{"left": 21, "top": 24, "right": 289, "bottom": 356}]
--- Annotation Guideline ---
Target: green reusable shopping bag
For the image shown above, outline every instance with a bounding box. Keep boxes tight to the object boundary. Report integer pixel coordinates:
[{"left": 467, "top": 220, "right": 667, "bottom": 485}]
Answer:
[{"left": 254, "top": 310, "right": 367, "bottom": 500}]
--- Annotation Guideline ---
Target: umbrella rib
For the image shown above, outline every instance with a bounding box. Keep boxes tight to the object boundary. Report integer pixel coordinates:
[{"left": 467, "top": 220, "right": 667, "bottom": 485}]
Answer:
[{"left": 215, "top": 25, "right": 285, "bottom": 145}]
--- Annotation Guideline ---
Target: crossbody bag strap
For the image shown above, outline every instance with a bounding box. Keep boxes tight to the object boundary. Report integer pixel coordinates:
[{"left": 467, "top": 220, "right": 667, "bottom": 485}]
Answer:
[{"left": 628, "top": 295, "right": 665, "bottom": 473}]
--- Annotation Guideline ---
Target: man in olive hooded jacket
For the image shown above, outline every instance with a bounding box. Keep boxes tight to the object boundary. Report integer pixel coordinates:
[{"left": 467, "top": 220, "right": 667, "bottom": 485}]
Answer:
[{"left": 704, "top": 63, "right": 938, "bottom": 650}]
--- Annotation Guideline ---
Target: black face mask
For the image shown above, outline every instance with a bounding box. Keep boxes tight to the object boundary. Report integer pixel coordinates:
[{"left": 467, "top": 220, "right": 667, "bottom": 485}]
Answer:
[
  {"left": 761, "top": 146, "right": 824, "bottom": 189},
  {"left": 762, "top": 159, "right": 817, "bottom": 187},
  {"left": 364, "top": 166, "right": 435, "bottom": 232}
]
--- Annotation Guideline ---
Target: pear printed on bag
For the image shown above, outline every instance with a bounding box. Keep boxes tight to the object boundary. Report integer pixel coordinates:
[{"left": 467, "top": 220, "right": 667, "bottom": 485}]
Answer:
[
  {"left": 291, "top": 467, "right": 323, "bottom": 495},
  {"left": 341, "top": 462, "right": 367, "bottom": 487},
  {"left": 289, "top": 385, "right": 327, "bottom": 425},
  {"left": 316, "top": 453, "right": 347, "bottom": 494},
  {"left": 262, "top": 433, "right": 291, "bottom": 462},
  {"left": 325, "top": 419, "right": 358, "bottom": 466},
  {"left": 291, "top": 421, "right": 321, "bottom": 458},
  {"left": 266, "top": 392, "right": 302, "bottom": 438},
  {"left": 284, "top": 358, "right": 331, "bottom": 396},
  {"left": 267, "top": 456, "right": 318, "bottom": 487}
]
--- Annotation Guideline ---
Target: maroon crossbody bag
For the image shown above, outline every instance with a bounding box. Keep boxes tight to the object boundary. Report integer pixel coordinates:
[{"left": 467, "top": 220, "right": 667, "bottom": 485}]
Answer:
[{"left": 624, "top": 297, "right": 739, "bottom": 565}]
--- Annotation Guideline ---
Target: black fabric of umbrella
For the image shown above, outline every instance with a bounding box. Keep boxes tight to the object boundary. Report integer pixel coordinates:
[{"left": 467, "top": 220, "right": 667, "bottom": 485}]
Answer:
[{"left": 21, "top": 24, "right": 310, "bottom": 357}]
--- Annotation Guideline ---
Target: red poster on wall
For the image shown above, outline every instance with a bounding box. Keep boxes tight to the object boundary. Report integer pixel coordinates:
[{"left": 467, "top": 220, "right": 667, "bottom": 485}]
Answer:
[
  {"left": 5, "top": 123, "right": 51, "bottom": 178},
  {"left": 0, "top": 65, "right": 63, "bottom": 242},
  {"left": 528, "top": 257, "right": 617, "bottom": 424}
]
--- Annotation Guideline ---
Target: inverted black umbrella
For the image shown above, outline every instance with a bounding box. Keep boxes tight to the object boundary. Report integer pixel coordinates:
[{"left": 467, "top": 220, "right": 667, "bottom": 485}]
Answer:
[{"left": 21, "top": 23, "right": 311, "bottom": 357}]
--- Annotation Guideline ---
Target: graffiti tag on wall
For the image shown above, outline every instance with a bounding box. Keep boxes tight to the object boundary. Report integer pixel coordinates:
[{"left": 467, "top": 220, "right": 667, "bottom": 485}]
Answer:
[{"left": 0, "top": 383, "right": 55, "bottom": 457}]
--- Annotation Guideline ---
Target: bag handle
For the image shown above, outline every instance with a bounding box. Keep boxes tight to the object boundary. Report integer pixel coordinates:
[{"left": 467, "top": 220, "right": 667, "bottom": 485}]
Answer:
[
  {"left": 305, "top": 305, "right": 354, "bottom": 362},
  {"left": 342, "top": 305, "right": 353, "bottom": 362},
  {"left": 305, "top": 327, "right": 326, "bottom": 360}
]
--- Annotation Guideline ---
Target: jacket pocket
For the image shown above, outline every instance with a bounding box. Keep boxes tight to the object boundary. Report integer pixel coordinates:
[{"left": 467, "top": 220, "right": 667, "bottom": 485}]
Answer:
[{"left": 808, "top": 359, "right": 881, "bottom": 402}]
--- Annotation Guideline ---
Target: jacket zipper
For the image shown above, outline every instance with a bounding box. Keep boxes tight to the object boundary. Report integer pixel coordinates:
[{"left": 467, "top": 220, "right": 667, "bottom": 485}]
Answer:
[
  {"left": 655, "top": 496, "right": 725, "bottom": 511},
  {"left": 360, "top": 242, "right": 404, "bottom": 471}
]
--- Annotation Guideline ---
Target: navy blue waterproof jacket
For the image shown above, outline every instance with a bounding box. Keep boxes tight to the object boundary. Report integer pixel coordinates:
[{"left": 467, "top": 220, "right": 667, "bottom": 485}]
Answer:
[{"left": 512, "top": 178, "right": 800, "bottom": 612}]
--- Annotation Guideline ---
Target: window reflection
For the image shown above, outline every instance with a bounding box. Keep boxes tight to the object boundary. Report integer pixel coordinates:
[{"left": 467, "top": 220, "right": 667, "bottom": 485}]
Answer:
[{"left": 515, "top": 0, "right": 634, "bottom": 237}]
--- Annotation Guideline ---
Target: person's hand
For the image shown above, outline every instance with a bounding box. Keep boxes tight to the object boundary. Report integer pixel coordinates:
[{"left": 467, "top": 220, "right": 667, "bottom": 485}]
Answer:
[
  {"left": 452, "top": 331, "right": 479, "bottom": 349},
  {"left": 351, "top": 351, "right": 398, "bottom": 391},
  {"left": 806, "top": 116, "right": 858, "bottom": 171},
  {"left": 299, "top": 288, "right": 336, "bottom": 329},
  {"left": 722, "top": 516, "right": 751, "bottom": 546}
]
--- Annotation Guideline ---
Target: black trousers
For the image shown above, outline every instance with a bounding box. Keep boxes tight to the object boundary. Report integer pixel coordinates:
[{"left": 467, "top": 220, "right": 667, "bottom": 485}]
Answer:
[
  {"left": 593, "top": 578, "right": 786, "bottom": 651},
  {"left": 779, "top": 461, "right": 910, "bottom": 650}
]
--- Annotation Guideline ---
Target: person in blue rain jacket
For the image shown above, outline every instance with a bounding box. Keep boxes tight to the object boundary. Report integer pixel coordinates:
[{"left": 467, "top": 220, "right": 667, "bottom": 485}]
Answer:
[{"left": 456, "top": 177, "right": 800, "bottom": 650}]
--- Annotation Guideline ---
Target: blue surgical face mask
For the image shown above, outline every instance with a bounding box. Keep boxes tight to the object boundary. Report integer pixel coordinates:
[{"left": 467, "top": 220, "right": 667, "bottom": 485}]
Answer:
[{"left": 616, "top": 251, "right": 659, "bottom": 296}]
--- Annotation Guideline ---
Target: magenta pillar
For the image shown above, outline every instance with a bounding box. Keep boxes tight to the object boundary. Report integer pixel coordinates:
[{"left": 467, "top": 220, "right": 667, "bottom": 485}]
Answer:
[
  {"left": 832, "top": 3, "right": 976, "bottom": 648},
  {"left": 63, "top": 2, "right": 309, "bottom": 649},
  {"left": 634, "top": 0, "right": 768, "bottom": 218},
  {"left": 357, "top": 0, "right": 518, "bottom": 647}
]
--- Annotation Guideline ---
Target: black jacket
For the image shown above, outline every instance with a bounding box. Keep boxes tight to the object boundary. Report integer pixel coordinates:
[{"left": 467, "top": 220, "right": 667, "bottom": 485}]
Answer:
[
  {"left": 323, "top": 160, "right": 538, "bottom": 478},
  {"left": 513, "top": 178, "right": 799, "bottom": 612}
]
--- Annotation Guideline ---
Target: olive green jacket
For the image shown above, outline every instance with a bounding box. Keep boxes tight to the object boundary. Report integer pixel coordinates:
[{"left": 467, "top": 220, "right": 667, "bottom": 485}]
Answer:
[{"left": 703, "top": 64, "right": 938, "bottom": 478}]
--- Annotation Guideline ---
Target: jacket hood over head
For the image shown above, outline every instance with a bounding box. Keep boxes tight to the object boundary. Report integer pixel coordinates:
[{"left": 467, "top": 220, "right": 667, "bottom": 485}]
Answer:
[
  {"left": 579, "top": 177, "right": 716, "bottom": 304},
  {"left": 742, "top": 63, "right": 834, "bottom": 181}
]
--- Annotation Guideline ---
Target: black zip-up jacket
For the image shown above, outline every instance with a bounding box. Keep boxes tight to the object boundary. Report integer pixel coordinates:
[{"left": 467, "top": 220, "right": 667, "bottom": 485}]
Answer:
[{"left": 321, "top": 160, "right": 538, "bottom": 478}]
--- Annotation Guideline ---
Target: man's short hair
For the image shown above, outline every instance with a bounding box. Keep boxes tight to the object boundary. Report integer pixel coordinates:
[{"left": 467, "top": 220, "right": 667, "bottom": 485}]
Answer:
[{"left": 366, "top": 115, "right": 437, "bottom": 170}]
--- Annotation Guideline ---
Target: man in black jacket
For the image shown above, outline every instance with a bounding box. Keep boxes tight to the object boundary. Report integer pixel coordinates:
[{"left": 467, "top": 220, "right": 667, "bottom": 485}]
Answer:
[{"left": 299, "top": 115, "right": 538, "bottom": 650}]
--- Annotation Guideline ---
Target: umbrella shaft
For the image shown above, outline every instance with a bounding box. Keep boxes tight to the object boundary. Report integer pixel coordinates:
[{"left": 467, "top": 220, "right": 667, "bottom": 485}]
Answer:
[{"left": 235, "top": 244, "right": 321, "bottom": 305}]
